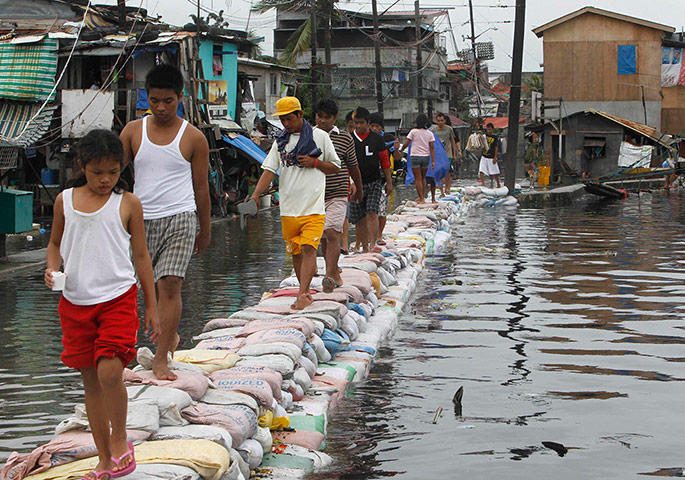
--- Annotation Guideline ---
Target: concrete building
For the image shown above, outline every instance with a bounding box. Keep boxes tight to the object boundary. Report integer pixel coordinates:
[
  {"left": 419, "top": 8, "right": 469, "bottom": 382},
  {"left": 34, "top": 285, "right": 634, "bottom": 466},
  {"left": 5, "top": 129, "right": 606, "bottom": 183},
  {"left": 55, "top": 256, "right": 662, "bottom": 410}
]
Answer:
[
  {"left": 274, "top": 7, "right": 450, "bottom": 131},
  {"left": 533, "top": 6, "right": 685, "bottom": 135}
]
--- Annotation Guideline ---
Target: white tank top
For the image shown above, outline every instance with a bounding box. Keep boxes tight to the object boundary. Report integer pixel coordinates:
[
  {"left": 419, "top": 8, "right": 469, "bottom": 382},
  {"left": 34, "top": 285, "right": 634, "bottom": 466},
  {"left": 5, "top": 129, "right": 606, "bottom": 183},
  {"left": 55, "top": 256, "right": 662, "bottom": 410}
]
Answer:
[
  {"left": 133, "top": 116, "right": 196, "bottom": 220},
  {"left": 60, "top": 188, "right": 137, "bottom": 305}
]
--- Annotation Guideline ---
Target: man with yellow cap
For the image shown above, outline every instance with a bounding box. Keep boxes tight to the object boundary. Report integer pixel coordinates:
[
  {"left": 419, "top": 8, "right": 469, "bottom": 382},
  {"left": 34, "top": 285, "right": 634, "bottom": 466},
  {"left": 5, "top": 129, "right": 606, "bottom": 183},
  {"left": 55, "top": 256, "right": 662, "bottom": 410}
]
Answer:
[{"left": 250, "top": 97, "right": 340, "bottom": 310}]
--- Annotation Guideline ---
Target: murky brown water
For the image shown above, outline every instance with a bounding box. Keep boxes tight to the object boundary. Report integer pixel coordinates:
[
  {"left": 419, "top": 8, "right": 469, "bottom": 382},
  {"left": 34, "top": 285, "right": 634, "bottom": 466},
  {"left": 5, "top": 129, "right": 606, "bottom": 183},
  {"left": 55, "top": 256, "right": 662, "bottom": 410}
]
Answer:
[{"left": 1, "top": 188, "right": 685, "bottom": 479}]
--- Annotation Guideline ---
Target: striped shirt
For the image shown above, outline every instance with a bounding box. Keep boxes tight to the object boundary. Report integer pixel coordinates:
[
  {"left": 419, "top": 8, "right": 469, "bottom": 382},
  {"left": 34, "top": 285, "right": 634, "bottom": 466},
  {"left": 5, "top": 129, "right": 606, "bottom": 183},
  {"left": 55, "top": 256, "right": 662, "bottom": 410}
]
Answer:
[{"left": 317, "top": 127, "right": 358, "bottom": 201}]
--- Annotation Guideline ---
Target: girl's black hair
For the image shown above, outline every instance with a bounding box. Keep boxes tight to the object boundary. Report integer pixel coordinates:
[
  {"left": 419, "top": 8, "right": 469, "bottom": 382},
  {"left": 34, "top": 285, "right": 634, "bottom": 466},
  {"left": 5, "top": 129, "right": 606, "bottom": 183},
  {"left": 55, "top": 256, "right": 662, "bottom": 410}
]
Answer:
[
  {"left": 71, "top": 129, "right": 128, "bottom": 193},
  {"left": 415, "top": 113, "right": 429, "bottom": 129}
]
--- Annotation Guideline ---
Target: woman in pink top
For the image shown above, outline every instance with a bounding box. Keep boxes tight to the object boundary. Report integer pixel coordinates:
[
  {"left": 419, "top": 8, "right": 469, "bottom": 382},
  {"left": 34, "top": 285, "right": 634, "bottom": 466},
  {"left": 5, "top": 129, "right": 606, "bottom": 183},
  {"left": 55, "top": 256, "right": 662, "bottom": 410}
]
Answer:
[{"left": 399, "top": 114, "right": 435, "bottom": 203}]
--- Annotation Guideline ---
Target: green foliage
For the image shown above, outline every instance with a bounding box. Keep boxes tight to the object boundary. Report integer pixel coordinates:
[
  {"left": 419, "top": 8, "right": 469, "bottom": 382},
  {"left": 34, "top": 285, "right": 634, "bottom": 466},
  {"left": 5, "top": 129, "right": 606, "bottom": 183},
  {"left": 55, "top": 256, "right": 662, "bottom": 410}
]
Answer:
[{"left": 281, "top": 18, "right": 312, "bottom": 66}]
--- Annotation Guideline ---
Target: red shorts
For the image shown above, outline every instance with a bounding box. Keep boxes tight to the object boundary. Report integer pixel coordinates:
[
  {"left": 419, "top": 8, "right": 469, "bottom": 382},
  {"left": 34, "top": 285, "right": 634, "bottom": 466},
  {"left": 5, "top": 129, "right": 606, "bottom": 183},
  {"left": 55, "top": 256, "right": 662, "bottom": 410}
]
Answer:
[{"left": 58, "top": 285, "right": 139, "bottom": 369}]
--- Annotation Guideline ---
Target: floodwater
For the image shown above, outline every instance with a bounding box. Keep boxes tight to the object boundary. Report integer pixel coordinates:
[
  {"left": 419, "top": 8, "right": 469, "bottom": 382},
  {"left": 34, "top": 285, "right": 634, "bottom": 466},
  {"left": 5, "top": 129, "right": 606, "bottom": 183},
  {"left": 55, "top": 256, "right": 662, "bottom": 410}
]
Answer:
[{"left": 2, "top": 188, "right": 685, "bottom": 479}]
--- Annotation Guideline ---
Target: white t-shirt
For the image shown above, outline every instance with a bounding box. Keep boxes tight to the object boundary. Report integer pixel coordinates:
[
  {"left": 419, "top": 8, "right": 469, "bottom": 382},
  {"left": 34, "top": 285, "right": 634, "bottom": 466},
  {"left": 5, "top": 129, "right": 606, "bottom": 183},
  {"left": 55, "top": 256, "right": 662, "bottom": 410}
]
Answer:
[
  {"left": 406, "top": 128, "right": 435, "bottom": 156},
  {"left": 262, "top": 128, "right": 340, "bottom": 217}
]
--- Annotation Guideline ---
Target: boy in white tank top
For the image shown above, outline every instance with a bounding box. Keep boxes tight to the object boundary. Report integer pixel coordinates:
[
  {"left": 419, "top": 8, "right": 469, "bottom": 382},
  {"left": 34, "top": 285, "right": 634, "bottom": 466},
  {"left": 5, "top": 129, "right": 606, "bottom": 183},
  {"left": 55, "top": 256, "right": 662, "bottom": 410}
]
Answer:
[{"left": 120, "top": 64, "right": 211, "bottom": 381}]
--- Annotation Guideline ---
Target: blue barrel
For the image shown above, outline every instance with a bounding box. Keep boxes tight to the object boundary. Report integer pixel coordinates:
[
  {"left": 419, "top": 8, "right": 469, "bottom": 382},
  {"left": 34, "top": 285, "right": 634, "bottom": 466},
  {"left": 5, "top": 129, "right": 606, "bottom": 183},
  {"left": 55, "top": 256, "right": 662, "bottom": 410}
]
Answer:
[{"left": 41, "top": 168, "right": 54, "bottom": 185}]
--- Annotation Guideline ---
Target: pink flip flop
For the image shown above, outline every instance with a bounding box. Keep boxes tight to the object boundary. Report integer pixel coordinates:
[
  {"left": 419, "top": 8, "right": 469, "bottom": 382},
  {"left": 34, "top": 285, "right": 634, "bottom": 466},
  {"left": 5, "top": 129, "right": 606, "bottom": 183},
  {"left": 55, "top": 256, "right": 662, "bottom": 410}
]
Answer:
[
  {"left": 109, "top": 442, "right": 136, "bottom": 478},
  {"left": 82, "top": 470, "right": 113, "bottom": 480}
]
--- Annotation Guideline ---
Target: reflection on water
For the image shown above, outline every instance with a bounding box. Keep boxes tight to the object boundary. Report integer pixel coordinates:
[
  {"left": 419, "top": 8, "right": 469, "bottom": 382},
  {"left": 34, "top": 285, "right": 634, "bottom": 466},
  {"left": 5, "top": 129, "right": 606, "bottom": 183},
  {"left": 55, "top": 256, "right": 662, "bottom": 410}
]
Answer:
[
  {"left": 314, "top": 191, "right": 685, "bottom": 479},
  {"left": 2, "top": 190, "right": 685, "bottom": 479}
]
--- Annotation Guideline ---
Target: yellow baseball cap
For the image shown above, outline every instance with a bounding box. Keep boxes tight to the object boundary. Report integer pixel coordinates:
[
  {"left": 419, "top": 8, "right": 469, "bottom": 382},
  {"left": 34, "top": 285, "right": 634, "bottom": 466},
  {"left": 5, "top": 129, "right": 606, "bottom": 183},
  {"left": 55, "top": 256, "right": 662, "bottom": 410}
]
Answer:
[{"left": 272, "top": 96, "right": 302, "bottom": 117}]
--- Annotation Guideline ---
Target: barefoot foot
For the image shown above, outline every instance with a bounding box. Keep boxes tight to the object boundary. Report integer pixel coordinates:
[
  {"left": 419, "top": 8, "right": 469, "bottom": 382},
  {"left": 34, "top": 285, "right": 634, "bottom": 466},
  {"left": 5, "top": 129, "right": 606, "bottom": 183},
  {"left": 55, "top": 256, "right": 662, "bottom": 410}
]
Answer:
[
  {"left": 291, "top": 293, "right": 313, "bottom": 310},
  {"left": 152, "top": 358, "right": 177, "bottom": 381}
]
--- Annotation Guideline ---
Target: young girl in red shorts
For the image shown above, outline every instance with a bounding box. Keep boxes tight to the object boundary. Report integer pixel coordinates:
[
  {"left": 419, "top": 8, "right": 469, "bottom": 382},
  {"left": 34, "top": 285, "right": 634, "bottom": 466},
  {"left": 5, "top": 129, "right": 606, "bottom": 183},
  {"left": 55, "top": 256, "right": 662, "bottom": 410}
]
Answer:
[{"left": 45, "top": 130, "right": 160, "bottom": 480}]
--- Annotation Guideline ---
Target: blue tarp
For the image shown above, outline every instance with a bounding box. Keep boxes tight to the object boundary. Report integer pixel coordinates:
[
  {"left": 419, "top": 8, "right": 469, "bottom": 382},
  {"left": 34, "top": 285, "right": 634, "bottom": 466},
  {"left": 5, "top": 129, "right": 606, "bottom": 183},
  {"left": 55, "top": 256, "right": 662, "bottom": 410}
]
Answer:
[
  {"left": 222, "top": 134, "right": 267, "bottom": 165},
  {"left": 405, "top": 132, "right": 451, "bottom": 186},
  {"left": 618, "top": 45, "right": 637, "bottom": 75}
]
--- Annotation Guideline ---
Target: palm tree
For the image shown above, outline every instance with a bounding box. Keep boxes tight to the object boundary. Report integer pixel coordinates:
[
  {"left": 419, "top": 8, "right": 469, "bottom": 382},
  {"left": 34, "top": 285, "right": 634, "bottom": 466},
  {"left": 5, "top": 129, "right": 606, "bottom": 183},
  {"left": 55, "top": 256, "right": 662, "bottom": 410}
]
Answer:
[{"left": 253, "top": 0, "right": 335, "bottom": 96}]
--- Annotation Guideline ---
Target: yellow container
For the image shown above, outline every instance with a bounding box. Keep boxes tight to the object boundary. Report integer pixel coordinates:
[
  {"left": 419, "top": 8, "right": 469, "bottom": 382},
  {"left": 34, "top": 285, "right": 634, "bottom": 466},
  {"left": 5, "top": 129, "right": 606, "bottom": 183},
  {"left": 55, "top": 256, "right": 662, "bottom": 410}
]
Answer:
[{"left": 538, "top": 165, "right": 550, "bottom": 186}]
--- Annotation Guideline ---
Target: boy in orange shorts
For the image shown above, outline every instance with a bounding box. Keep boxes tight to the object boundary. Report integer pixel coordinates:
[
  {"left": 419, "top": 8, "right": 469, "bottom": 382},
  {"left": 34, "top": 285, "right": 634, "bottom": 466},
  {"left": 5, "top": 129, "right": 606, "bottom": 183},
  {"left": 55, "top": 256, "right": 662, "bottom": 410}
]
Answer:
[{"left": 250, "top": 97, "right": 340, "bottom": 309}]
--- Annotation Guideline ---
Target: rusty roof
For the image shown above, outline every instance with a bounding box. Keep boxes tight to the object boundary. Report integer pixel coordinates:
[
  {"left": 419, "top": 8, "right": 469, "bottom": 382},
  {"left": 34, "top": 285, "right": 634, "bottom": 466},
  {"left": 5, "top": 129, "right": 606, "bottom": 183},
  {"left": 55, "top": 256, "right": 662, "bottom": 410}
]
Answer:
[{"left": 586, "top": 109, "right": 674, "bottom": 147}]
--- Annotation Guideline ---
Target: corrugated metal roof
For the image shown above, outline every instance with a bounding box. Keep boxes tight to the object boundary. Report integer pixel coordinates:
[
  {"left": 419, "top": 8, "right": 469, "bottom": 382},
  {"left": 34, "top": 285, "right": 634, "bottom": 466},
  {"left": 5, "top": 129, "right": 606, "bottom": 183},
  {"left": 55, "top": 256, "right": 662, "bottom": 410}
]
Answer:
[
  {"left": 586, "top": 109, "right": 674, "bottom": 147},
  {"left": 0, "top": 101, "right": 56, "bottom": 147}
]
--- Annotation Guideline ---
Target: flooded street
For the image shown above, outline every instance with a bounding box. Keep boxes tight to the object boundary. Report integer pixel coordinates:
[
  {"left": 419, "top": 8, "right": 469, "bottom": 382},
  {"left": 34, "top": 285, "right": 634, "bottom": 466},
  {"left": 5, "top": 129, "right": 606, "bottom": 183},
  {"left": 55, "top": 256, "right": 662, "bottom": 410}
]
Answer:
[{"left": 2, "top": 188, "right": 685, "bottom": 478}]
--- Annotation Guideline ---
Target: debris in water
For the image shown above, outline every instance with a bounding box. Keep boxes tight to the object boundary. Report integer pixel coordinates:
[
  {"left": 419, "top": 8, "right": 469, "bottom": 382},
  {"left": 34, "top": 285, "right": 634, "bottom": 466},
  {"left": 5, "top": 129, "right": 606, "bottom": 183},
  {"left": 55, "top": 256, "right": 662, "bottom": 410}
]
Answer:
[
  {"left": 542, "top": 441, "right": 568, "bottom": 457},
  {"left": 453, "top": 386, "right": 464, "bottom": 417},
  {"left": 432, "top": 406, "right": 443, "bottom": 424}
]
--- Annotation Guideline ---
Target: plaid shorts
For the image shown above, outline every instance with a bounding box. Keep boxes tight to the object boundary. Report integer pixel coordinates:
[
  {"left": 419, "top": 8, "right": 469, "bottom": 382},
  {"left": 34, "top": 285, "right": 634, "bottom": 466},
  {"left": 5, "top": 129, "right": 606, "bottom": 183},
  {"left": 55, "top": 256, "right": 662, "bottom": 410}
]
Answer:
[
  {"left": 348, "top": 180, "right": 383, "bottom": 224},
  {"left": 145, "top": 211, "right": 197, "bottom": 282},
  {"left": 378, "top": 191, "right": 387, "bottom": 217}
]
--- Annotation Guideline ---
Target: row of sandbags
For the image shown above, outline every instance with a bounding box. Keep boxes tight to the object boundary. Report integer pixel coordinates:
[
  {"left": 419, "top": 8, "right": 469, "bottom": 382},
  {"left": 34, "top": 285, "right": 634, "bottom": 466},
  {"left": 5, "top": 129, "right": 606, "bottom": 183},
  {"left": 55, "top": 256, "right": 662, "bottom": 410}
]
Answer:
[
  {"left": 459, "top": 185, "right": 521, "bottom": 209},
  {"left": 1, "top": 196, "right": 466, "bottom": 480}
]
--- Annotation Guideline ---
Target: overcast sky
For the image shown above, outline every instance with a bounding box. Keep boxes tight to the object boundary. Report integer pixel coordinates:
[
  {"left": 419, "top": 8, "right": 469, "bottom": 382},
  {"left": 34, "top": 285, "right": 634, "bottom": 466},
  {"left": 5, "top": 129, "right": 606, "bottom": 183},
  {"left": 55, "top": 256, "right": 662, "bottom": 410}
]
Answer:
[{"left": 101, "top": 0, "right": 685, "bottom": 72}]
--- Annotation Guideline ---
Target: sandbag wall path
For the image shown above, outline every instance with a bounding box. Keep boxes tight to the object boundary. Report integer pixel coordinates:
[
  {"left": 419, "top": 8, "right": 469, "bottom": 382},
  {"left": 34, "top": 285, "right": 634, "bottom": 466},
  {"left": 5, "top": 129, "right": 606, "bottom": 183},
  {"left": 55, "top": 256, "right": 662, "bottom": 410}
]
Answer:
[{"left": 1, "top": 196, "right": 466, "bottom": 480}]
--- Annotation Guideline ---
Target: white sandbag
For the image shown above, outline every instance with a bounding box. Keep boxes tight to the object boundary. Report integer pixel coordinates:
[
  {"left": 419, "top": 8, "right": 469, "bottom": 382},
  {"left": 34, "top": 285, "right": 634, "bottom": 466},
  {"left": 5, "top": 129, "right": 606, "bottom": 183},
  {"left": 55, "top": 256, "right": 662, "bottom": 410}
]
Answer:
[
  {"left": 276, "top": 445, "right": 334, "bottom": 470},
  {"left": 298, "top": 355, "right": 317, "bottom": 379},
  {"left": 136, "top": 347, "right": 205, "bottom": 375},
  {"left": 56, "top": 399, "right": 160, "bottom": 435},
  {"left": 200, "top": 389, "right": 259, "bottom": 415},
  {"left": 237, "top": 342, "right": 302, "bottom": 363},
  {"left": 290, "top": 400, "right": 328, "bottom": 417},
  {"left": 295, "top": 313, "right": 338, "bottom": 331},
  {"left": 229, "top": 448, "right": 251, "bottom": 480},
  {"left": 151, "top": 424, "right": 232, "bottom": 452},
  {"left": 309, "top": 320, "right": 324, "bottom": 337},
  {"left": 236, "top": 354, "right": 296, "bottom": 376},
  {"left": 339, "top": 315, "right": 359, "bottom": 340},
  {"left": 230, "top": 310, "right": 283, "bottom": 321},
  {"left": 193, "top": 327, "right": 244, "bottom": 341},
  {"left": 127, "top": 385, "right": 192, "bottom": 427},
  {"left": 223, "top": 460, "right": 247, "bottom": 480},
  {"left": 365, "top": 292, "right": 379, "bottom": 307},
  {"left": 253, "top": 425, "right": 273, "bottom": 453},
  {"left": 302, "top": 343, "right": 319, "bottom": 366},
  {"left": 376, "top": 267, "right": 397, "bottom": 286},
  {"left": 292, "top": 367, "right": 312, "bottom": 391},
  {"left": 236, "top": 439, "right": 263, "bottom": 470},
  {"left": 125, "top": 463, "right": 201, "bottom": 480},
  {"left": 433, "top": 230, "right": 451, "bottom": 254},
  {"left": 309, "top": 334, "right": 331, "bottom": 363}
]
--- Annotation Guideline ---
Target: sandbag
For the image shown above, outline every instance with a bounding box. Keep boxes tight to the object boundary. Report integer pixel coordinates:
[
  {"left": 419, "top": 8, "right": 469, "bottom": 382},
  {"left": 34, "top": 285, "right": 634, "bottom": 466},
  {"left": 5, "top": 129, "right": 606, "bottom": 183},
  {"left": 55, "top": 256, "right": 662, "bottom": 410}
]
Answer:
[
  {"left": 123, "top": 369, "right": 210, "bottom": 401},
  {"left": 195, "top": 336, "right": 246, "bottom": 351},
  {"left": 238, "top": 317, "right": 315, "bottom": 338},
  {"left": 200, "top": 389, "right": 259, "bottom": 415},
  {"left": 236, "top": 439, "right": 263, "bottom": 470},
  {"left": 271, "top": 445, "right": 333, "bottom": 470},
  {"left": 271, "top": 430, "right": 325, "bottom": 451},
  {"left": 235, "top": 354, "right": 296, "bottom": 376},
  {"left": 210, "top": 366, "right": 282, "bottom": 400},
  {"left": 0, "top": 430, "right": 150, "bottom": 480},
  {"left": 23, "top": 440, "right": 230, "bottom": 480},
  {"left": 55, "top": 399, "right": 159, "bottom": 435},
  {"left": 151, "top": 424, "right": 233, "bottom": 452},
  {"left": 173, "top": 349, "right": 240, "bottom": 373},
  {"left": 211, "top": 377, "right": 274, "bottom": 408},
  {"left": 237, "top": 342, "right": 302, "bottom": 363},
  {"left": 182, "top": 404, "right": 258, "bottom": 448},
  {"left": 124, "top": 464, "right": 201, "bottom": 480},
  {"left": 202, "top": 317, "right": 249, "bottom": 333},
  {"left": 243, "top": 328, "right": 307, "bottom": 350},
  {"left": 127, "top": 385, "right": 193, "bottom": 427}
]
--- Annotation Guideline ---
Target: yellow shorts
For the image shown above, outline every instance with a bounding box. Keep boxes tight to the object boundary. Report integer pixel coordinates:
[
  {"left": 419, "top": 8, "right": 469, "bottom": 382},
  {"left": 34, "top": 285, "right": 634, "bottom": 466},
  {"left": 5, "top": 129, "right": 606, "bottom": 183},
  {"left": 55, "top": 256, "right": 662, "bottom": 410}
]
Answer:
[{"left": 281, "top": 214, "right": 325, "bottom": 255}]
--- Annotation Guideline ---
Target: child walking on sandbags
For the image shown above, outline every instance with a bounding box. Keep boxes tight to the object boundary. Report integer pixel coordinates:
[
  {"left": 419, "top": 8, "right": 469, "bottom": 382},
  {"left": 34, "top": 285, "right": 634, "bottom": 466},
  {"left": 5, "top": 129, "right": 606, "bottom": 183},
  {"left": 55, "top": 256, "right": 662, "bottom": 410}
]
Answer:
[{"left": 44, "top": 130, "right": 160, "bottom": 480}]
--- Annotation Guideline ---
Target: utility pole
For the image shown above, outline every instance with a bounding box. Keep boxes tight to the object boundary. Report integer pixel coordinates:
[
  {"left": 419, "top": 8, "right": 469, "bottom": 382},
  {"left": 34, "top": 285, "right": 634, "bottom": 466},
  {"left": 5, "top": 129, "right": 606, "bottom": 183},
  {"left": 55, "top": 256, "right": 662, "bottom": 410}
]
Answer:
[
  {"left": 324, "top": 0, "right": 332, "bottom": 98},
  {"left": 372, "top": 0, "right": 384, "bottom": 115},
  {"left": 117, "top": 0, "right": 126, "bottom": 30},
  {"left": 468, "top": 0, "right": 482, "bottom": 121},
  {"left": 504, "top": 0, "right": 525, "bottom": 191},
  {"left": 415, "top": 1, "right": 423, "bottom": 114},
  {"left": 311, "top": 2, "right": 318, "bottom": 112}
]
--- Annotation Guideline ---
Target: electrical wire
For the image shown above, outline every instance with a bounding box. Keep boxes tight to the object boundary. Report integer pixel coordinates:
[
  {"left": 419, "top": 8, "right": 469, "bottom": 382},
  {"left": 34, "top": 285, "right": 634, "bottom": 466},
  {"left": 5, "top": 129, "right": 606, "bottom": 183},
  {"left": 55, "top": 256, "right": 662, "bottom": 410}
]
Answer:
[{"left": 10, "top": 1, "right": 92, "bottom": 142}]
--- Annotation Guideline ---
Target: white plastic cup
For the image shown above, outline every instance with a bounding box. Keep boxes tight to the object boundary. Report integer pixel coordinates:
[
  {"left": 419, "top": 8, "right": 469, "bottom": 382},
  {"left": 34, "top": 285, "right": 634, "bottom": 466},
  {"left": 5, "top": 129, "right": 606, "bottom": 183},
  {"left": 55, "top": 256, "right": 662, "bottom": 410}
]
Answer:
[{"left": 51, "top": 271, "right": 66, "bottom": 292}]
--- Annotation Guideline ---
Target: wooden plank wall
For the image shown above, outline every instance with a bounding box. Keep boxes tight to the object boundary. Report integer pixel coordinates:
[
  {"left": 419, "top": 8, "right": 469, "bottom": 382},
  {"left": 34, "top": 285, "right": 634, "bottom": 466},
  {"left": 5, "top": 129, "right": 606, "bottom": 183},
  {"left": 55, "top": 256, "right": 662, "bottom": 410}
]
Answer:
[
  {"left": 542, "top": 13, "right": 663, "bottom": 102},
  {"left": 662, "top": 86, "right": 685, "bottom": 135}
]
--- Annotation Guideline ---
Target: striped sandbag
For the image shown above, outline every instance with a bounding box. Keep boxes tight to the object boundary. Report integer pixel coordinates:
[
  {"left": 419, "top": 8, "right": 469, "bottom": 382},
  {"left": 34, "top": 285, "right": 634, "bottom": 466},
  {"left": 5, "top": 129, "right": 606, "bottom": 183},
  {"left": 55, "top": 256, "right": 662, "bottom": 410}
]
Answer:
[{"left": 0, "top": 39, "right": 58, "bottom": 102}]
